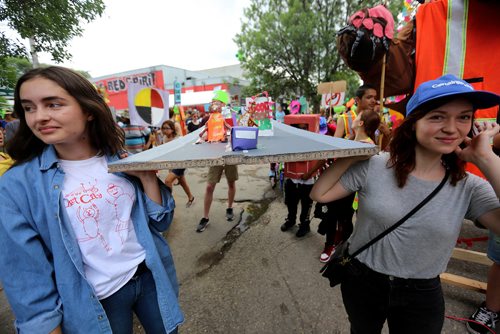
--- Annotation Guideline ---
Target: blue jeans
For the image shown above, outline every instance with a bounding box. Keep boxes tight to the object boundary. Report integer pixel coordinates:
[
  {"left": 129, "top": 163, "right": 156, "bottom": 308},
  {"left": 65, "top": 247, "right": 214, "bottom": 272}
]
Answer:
[
  {"left": 488, "top": 231, "right": 500, "bottom": 263},
  {"left": 340, "top": 259, "right": 444, "bottom": 334},
  {"left": 100, "top": 269, "right": 178, "bottom": 334}
]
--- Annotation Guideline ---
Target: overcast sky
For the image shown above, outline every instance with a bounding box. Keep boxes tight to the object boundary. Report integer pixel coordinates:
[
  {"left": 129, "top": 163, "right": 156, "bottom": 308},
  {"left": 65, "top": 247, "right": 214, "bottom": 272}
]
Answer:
[{"left": 38, "top": 0, "right": 252, "bottom": 78}]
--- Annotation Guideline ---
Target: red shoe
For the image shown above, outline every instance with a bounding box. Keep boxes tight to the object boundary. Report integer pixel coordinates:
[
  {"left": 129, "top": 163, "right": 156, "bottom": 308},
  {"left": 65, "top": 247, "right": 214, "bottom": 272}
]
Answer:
[{"left": 320, "top": 244, "right": 336, "bottom": 263}]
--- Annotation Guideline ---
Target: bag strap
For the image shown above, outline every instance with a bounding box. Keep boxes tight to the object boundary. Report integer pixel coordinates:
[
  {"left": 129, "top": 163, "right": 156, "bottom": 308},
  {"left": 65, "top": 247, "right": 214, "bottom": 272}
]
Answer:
[{"left": 349, "top": 169, "right": 450, "bottom": 259}]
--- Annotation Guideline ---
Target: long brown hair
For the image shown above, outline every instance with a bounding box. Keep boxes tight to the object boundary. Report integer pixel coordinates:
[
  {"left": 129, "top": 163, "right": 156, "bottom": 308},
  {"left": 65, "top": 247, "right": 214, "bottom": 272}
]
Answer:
[
  {"left": 7, "top": 66, "right": 124, "bottom": 165},
  {"left": 388, "top": 98, "right": 470, "bottom": 187},
  {"left": 359, "top": 110, "right": 380, "bottom": 143}
]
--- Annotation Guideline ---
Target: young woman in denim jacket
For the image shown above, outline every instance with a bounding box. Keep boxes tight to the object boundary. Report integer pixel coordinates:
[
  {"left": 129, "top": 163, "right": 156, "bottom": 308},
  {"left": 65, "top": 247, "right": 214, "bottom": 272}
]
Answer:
[
  {"left": 311, "top": 74, "right": 500, "bottom": 334},
  {"left": 0, "top": 67, "right": 183, "bottom": 334}
]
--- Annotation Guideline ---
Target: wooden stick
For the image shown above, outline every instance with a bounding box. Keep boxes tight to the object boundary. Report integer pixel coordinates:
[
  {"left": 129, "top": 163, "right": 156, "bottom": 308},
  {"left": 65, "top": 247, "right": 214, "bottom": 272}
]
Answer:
[
  {"left": 328, "top": 89, "right": 333, "bottom": 119},
  {"left": 377, "top": 53, "right": 388, "bottom": 148},
  {"left": 440, "top": 273, "right": 487, "bottom": 294},
  {"left": 379, "top": 53, "right": 387, "bottom": 117},
  {"left": 451, "top": 248, "right": 493, "bottom": 266}
]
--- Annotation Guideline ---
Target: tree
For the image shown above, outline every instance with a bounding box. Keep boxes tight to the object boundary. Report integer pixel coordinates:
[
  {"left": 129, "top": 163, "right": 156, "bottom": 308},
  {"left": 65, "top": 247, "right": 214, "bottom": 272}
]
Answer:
[
  {"left": 0, "top": 56, "right": 32, "bottom": 88},
  {"left": 0, "top": 0, "right": 105, "bottom": 74},
  {"left": 0, "top": 56, "right": 92, "bottom": 89},
  {"left": 235, "top": 0, "right": 400, "bottom": 109}
]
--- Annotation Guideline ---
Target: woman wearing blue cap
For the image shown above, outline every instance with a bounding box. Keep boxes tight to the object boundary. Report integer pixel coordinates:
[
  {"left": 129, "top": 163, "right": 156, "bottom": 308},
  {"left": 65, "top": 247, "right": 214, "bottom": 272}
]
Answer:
[{"left": 311, "top": 74, "right": 500, "bottom": 334}]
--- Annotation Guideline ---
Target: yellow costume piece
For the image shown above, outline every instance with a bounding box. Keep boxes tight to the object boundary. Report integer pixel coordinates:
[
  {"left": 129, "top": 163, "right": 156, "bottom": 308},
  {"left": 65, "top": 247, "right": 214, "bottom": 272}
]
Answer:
[{"left": 0, "top": 153, "right": 14, "bottom": 176}]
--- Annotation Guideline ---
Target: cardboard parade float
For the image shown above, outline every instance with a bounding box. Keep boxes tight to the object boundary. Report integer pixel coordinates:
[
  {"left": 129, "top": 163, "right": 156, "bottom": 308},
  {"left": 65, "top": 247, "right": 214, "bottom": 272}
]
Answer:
[
  {"left": 337, "top": 0, "right": 500, "bottom": 293},
  {"left": 109, "top": 90, "right": 378, "bottom": 172},
  {"left": 109, "top": 119, "right": 378, "bottom": 172},
  {"left": 244, "top": 92, "right": 275, "bottom": 136}
]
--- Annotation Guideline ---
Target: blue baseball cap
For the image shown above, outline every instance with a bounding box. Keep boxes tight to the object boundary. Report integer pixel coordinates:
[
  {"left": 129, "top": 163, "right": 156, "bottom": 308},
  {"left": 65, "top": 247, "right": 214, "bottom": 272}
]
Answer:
[{"left": 406, "top": 74, "right": 500, "bottom": 116}]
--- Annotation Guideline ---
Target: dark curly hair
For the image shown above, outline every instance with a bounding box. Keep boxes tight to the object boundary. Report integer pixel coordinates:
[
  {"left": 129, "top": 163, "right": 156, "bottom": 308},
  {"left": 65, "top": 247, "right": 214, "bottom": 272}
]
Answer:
[
  {"left": 7, "top": 66, "right": 124, "bottom": 165},
  {"left": 388, "top": 96, "right": 471, "bottom": 187}
]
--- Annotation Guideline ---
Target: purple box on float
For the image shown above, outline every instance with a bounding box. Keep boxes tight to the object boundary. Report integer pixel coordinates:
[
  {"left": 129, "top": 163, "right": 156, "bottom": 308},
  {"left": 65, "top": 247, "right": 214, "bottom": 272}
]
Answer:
[{"left": 231, "top": 126, "right": 259, "bottom": 151}]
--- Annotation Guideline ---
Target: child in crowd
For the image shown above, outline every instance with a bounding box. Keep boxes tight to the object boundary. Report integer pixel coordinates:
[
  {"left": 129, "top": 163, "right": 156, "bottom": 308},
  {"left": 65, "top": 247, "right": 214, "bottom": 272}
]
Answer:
[
  {"left": 158, "top": 120, "right": 195, "bottom": 208},
  {"left": 280, "top": 121, "right": 319, "bottom": 238}
]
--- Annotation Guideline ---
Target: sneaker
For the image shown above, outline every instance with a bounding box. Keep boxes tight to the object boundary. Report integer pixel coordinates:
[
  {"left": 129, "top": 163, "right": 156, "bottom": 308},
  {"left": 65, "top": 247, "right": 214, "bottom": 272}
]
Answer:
[
  {"left": 226, "top": 208, "right": 234, "bottom": 221},
  {"left": 467, "top": 302, "right": 499, "bottom": 334},
  {"left": 320, "top": 244, "right": 336, "bottom": 263},
  {"left": 196, "top": 218, "right": 210, "bottom": 232},
  {"left": 295, "top": 224, "right": 311, "bottom": 238},
  {"left": 280, "top": 219, "right": 295, "bottom": 232}
]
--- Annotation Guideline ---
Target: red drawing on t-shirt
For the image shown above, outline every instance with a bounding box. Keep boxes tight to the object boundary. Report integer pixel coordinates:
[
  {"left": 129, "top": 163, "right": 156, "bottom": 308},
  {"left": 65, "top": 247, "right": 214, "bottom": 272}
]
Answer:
[
  {"left": 76, "top": 203, "right": 111, "bottom": 252},
  {"left": 106, "top": 183, "right": 134, "bottom": 245}
]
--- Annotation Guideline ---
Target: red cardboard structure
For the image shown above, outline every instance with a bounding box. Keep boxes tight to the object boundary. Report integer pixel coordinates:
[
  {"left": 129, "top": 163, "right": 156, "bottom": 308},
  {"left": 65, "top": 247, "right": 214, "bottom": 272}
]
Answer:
[{"left": 283, "top": 114, "right": 320, "bottom": 179}]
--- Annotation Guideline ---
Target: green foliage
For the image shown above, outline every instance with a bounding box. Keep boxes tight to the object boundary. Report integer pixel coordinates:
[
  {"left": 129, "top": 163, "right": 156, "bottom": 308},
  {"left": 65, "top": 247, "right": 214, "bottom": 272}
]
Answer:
[
  {"left": 0, "top": 56, "right": 90, "bottom": 88},
  {"left": 0, "top": 56, "right": 32, "bottom": 88},
  {"left": 0, "top": 94, "right": 8, "bottom": 106},
  {"left": 235, "top": 0, "right": 399, "bottom": 109},
  {"left": 0, "top": 0, "right": 105, "bottom": 62}
]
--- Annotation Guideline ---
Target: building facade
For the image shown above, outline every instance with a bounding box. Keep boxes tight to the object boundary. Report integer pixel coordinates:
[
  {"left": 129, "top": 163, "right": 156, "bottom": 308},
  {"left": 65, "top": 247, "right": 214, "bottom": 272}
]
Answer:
[{"left": 91, "top": 64, "right": 248, "bottom": 113}]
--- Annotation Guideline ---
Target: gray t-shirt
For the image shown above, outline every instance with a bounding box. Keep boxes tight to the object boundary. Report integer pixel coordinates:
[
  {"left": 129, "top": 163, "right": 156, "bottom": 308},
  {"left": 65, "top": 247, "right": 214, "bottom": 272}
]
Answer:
[{"left": 340, "top": 152, "right": 499, "bottom": 279}]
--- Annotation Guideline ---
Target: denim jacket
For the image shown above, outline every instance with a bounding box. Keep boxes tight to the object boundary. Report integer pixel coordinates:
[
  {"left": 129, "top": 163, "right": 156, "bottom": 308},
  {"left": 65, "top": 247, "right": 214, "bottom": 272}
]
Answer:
[{"left": 0, "top": 146, "right": 184, "bottom": 333}]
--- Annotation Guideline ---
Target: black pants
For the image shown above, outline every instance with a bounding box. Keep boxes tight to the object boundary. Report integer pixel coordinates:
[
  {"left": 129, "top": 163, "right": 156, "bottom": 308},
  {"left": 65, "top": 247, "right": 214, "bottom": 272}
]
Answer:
[
  {"left": 284, "top": 179, "right": 313, "bottom": 225},
  {"left": 340, "top": 259, "right": 444, "bottom": 334},
  {"left": 317, "top": 193, "right": 356, "bottom": 245}
]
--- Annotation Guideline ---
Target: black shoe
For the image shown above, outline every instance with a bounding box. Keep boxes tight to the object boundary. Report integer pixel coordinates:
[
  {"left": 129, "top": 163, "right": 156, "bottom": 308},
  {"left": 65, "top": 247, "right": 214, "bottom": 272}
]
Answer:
[
  {"left": 296, "top": 224, "right": 311, "bottom": 238},
  {"left": 466, "top": 302, "right": 499, "bottom": 334},
  {"left": 196, "top": 218, "right": 210, "bottom": 232},
  {"left": 226, "top": 208, "right": 234, "bottom": 221},
  {"left": 280, "top": 219, "right": 295, "bottom": 232}
]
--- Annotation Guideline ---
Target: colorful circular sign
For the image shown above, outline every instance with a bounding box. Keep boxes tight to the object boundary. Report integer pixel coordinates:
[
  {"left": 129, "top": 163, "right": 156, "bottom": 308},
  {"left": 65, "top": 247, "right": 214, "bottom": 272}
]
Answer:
[{"left": 134, "top": 88, "right": 165, "bottom": 125}]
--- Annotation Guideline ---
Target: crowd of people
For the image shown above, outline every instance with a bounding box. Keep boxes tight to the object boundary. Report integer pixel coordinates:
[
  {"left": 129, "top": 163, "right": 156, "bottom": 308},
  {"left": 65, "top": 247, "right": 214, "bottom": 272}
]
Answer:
[{"left": 0, "top": 66, "right": 499, "bottom": 334}]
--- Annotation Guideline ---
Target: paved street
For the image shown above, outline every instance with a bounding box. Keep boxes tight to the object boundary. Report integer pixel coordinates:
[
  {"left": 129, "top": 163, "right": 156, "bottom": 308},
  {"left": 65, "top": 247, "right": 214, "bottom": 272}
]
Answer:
[{"left": 0, "top": 164, "right": 491, "bottom": 333}]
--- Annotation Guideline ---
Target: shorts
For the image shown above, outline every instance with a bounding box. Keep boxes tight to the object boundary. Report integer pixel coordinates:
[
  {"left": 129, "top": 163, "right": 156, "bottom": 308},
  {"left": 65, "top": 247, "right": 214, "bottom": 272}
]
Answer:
[
  {"left": 207, "top": 165, "right": 238, "bottom": 184},
  {"left": 171, "top": 168, "right": 185, "bottom": 177},
  {"left": 487, "top": 231, "right": 500, "bottom": 264}
]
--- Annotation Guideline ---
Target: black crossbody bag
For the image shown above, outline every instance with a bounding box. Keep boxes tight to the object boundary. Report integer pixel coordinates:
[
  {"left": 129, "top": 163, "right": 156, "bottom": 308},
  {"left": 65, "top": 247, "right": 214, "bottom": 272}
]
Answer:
[{"left": 320, "top": 170, "right": 449, "bottom": 287}]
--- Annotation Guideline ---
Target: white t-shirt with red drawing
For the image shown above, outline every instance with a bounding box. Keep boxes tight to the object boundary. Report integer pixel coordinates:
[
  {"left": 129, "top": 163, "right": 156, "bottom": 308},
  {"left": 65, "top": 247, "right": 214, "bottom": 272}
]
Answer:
[{"left": 59, "top": 155, "right": 146, "bottom": 299}]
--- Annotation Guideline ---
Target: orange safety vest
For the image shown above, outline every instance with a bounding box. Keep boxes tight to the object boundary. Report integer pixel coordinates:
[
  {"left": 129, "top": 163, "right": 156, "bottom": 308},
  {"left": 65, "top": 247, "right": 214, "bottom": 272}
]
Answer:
[
  {"left": 415, "top": 0, "right": 500, "bottom": 177},
  {"left": 341, "top": 110, "right": 357, "bottom": 139},
  {"left": 206, "top": 112, "right": 225, "bottom": 142},
  {"left": 414, "top": 0, "right": 500, "bottom": 121}
]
